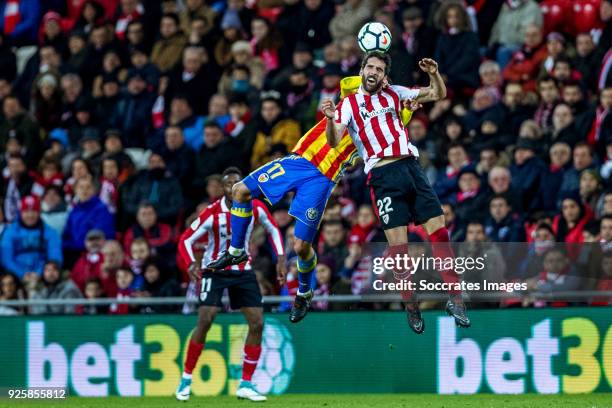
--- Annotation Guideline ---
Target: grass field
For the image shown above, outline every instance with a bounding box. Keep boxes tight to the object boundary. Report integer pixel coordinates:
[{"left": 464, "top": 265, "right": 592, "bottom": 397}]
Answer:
[{"left": 1, "top": 394, "right": 611, "bottom": 408}]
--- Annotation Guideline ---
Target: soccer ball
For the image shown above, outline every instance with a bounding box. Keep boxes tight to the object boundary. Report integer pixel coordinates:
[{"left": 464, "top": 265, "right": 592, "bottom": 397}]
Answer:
[
  {"left": 252, "top": 317, "right": 295, "bottom": 395},
  {"left": 357, "top": 22, "right": 392, "bottom": 53}
]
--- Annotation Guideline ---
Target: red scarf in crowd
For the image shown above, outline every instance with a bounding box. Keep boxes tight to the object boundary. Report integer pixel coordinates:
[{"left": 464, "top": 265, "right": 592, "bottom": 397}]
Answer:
[{"left": 3, "top": 0, "right": 20, "bottom": 35}]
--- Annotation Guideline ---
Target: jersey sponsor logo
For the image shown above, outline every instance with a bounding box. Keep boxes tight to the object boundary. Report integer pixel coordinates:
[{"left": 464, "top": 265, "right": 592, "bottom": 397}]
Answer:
[
  {"left": 258, "top": 173, "right": 270, "bottom": 183},
  {"left": 305, "top": 207, "right": 319, "bottom": 221},
  {"left": 360, "top": 106, "right": 395, "bottom": 121}
]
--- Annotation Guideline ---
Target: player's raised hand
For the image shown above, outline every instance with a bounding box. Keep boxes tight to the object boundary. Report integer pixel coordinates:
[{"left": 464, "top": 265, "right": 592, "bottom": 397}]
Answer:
[
  {"left": 188, "top": 262, "right": 202, "bottom": 282},
  {"left": 321, "top": 99, "right": 336, "bottom": 119},
  {"left": 403, "top": 99, "right": 423, "bottom": 112},
  {"left": 418, "top": 58, "right": 438, "bottom": 75}
]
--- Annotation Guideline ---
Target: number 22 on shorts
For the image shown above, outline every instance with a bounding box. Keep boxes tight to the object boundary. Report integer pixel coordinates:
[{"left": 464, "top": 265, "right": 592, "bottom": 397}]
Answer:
[{"left": 377, "top": 197, "right": 393, "bottom": 224}]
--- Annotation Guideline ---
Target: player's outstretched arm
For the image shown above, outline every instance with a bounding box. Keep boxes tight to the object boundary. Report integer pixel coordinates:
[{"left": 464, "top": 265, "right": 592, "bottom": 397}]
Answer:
[
  {"left": 415, "top": 58, "right": 447, "bottom": 103},
  {"left": 322, "top": 99, "right": 346, "bottom": 148}
]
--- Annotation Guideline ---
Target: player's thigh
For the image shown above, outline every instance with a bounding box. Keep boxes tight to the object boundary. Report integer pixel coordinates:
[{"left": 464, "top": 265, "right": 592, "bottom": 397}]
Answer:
[
  {"left": 290, "top": 175, "right": 336, "bottom": 238},
  {"left": 227, "top": 272, "right": 263, "bottom": 310},
  {"left": 244, "top": 157, "right": 300, "bottom": 205},
  {"left": 196, "top": 305, "right": 218, "bottom": 328},
  {"left": 406, "top": 158, "right": 443, "bottom": 225}
]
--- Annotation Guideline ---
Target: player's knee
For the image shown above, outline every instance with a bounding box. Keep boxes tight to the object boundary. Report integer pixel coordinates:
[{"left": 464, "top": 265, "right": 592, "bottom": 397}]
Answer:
[
  {"left": 293, "top": 239, "right": 311, "bottom": 259},
  {"left": 232, "top": 182, "right": 251, "bottom": 202}
]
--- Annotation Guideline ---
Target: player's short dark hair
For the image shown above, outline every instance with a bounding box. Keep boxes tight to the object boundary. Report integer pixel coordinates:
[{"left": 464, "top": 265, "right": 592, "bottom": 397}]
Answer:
[
  {"left": 138, "top": 200, "right": 155, "bottom": 211},
  {"left": 537, "top": 75, "right": 558, "bottom": 88},
  {"left": 361, "top": 52, "right": 391, "bottom": 76},
  {"left": 222, "top": 166, "right": 243, "bottom": 178}
]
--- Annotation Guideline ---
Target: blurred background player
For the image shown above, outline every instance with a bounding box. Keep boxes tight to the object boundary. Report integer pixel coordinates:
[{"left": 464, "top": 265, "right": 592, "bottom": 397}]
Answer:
[
  {"left": 208, "top": 76, "right": 416, "bottom": 324},
  {"left": 175, "top": 167, "right": 284, "bottom": 402},
  {"left": 323, "top": 54, "right": 469, "bottom": 334}
]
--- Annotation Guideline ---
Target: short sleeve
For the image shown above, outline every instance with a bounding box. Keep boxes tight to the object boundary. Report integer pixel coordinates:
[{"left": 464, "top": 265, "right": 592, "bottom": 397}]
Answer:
[
  {"left": 391, "top": 85, "right": 420, "bottom": 100},
  {"left": 335, "top": 98, "right": 352, "bottom": 126}
]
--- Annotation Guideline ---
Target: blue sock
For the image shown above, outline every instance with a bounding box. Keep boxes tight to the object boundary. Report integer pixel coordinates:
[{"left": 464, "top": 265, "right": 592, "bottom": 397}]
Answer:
[
  {"left": 229, "top": 201, "right": 252, "bottom": 253},
  {"left": 297, "top": 253, "right": 317, "bottom": 294}
]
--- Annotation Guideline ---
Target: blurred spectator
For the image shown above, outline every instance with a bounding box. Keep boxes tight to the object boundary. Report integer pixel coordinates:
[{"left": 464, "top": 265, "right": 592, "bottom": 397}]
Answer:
[
  {"left": 70, "top": 229, "right": 114, "bottom": 295},
  {"left": 203, "top": 94, "right": 230, "bottom": 131},
  {"left": 518, "top": 222, "right": 555, "bottom": 280},
  {"left": 128, "top": 237, "right": 150, "bottom": 288},
  {"left": 2, "top": 154, "right": 38, "bottom": 222},
  {"left": 79, "top": 277, "right": 108, "bottom": 315},
  {"left": 123, "top": 202, "right": 175, "bottom": 261},
  {"left": 539, "top": 142, "right": 572, "bottom": 212},
  {"left": 137, "top": 257, "right": 181, "bottom": 313},
  {"left": 554, "top": 191, "right": 593, "bottom": 247},
  {"left": 434, "top": 143, "right": 470, "bottom": 203},
  {"left": 312, "top": 256, "right": 335, "bottom": 311},
  {"left": 193, "top": 121, "right": 241, "bottom": 195},
  {"left": 214, "top": 9, "right": 245, "bottom": 69},
  {"left": 179, "top": 0, "right": 215, "bottom": 42},
  {"left": 0, "top": 96, "right": 41, "bottom": 163},
  {"left": 318, "top": 220, "right": 348, "bottom": 274},
  {"left": 574, "top": 32, "right": 599, "bottom": 92},
  {"left": 31, "top": 73, "right": 62, "bottom": 132},
  {"left": 534, "top": 76, "right": 560, "bottom": 132},
  {"left": 434, "top": 1, "right": 481, "bottom": 92},
  {"left": 157, "top": 125, "right": 195, "bottom": 192},
  {"left": 510, "top": 138, "right": 546, "bottom": 212},
  {"left": 29, "top": 261, "right": 82, "bottom": 315},
  {"left": 489, "top": 0, "right": 543, "bottom": 68},
  {"left": 458, "top": 220, "right": 506, "bottom": 285},
  {"left": 0, "top": 272, "right": 25, "bottom": 315},
  {"left": 485, "top": 193, "right": 525, "bottom": 242},
  {"left": 121, "top": 152, "right": 183, "bottom": 224},
  {"left": 165, "top": 46, "right": 218, "bottom": 115},
  {"left": 109, "top": 266, "right": 134, "bottom": 314},
  {"left": 1, "top": 195, "right": 62, "bottom": 279},
  {"left": 524, "top": 247, "right": 582, "bottom": 306},
  {"left": 559, "top": 142, "right": 596, "bottom": 199},
  {"left": 451, "top": 166, "right": 489, "bottom": 226},
  {"left": 0, "top": 0, "right": 41, "bottom": 46},
  {"left": 225, "top": 93, "right": 252, "bottom": 138},
  {"left": 503, "top": 24, "right": 547, "bottom": 92},
  {"left": 270, "top": 0, "right": 333, "bottom": 51},
  {"left": 0, "top": 33, "right": 17, "bottom": 82},
  {"left": 41, "top": 185, "right": 68, "bottom": 235},
  {"left": 391, "top": 7, "right": 438, "bottom": 86},
  {"left": 580, "top": 169, "right": 604, "bottom": 215},
  {"left": 109, "top": 68, "right": 155, "bottom": 148},
  {"left": 62, "top": 176, "right": 115, "bottom": 265},
  {"left": 99, "top": 157, "right": 120, "bottom": 213},
  {"left": 329, "top": 0, "right": 372, "bottom": 41},
  {"left": 151, "top": 13, "right": 187, "bottom": 73}
]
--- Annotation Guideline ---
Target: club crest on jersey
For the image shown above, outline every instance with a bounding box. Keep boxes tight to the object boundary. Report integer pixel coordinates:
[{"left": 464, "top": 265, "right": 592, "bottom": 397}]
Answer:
[
  {"left": 382, "top": 214, "right": 389, "bottom": 224},
  {"left": 306, "top": 207, "right": 319, "bottom": 221},
  {"left": 258, "top": 173, "right": 270, "bottom": 183}
]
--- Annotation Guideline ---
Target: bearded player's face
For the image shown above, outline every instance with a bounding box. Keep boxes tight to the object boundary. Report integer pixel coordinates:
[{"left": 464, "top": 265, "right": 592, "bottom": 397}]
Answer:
[{"left": 360, "top": 57, "right": 386, "bottom": 93}]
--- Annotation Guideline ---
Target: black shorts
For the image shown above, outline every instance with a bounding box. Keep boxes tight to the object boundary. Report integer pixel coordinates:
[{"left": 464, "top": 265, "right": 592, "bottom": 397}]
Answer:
[
  {"left": 367, "top": 157, "right": 443, "bottom": 229},
  {"left": 198, "top": 270, "right": 262, "bottom": 310}
]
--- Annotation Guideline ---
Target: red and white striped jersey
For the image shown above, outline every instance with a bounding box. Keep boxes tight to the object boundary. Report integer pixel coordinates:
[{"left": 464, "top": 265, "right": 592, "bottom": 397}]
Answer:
[
  {"left": 178, "top": 198, "right": 284, "bottom": 271},
  {"left": 336, "top": 84, "right": 420, "bottom": 173}
]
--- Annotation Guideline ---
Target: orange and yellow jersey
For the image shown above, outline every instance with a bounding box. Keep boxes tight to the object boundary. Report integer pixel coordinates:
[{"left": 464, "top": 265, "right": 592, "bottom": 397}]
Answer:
[
  {"left": 292, "top": 76, "right": 414, "bottom": 183},
  {"left": 292, "top": 117, "right": 357, "bottom": 183}
]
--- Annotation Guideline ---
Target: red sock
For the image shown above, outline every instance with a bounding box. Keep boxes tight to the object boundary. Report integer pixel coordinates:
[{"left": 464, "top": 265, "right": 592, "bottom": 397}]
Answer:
[
  {"left": 184, "top": 340, "right": 204, "bottom": 375},
  {"left": 242, "top": 344, "right": 262, "bottom": 382},
  {"left": 429, "top": 227, "right": 460, "bottom": 295},
  {"left": 387, "top": 243, "right": 414, "bottom": 301}
]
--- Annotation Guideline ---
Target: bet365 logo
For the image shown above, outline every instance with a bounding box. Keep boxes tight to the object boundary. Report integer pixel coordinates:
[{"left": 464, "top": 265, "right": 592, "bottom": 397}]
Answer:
[{"left": 438, "top": 317, "right": 612, "bottom": 394}]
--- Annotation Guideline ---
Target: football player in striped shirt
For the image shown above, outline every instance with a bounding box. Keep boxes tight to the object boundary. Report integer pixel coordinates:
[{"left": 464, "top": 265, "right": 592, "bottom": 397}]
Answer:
[
  {"left": 175, "top": 167, "right": 284, "bottom": 402},
  {"left": 323, "top": 53, "right": 470, "bottom": 334},
  {"left": 208, "top": 76, "right": 416, "bottom": 324}
]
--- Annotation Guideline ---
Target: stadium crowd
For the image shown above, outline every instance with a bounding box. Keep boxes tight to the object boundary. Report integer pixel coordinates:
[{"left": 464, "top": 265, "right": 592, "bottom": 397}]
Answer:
[{"left": 0, "top": 0, "right": 611, "bottom": 315}]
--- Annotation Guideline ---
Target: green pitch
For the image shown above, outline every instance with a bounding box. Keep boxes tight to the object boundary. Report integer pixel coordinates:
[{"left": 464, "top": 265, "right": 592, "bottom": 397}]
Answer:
[{"left": 1, "top": 394, "right": 610, "bottom": 408}]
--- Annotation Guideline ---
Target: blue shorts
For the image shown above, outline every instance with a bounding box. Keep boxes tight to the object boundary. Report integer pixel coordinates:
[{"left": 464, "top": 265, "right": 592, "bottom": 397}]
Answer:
[{"left": 243, "top": 155, "right": 335, "bottom": 243}]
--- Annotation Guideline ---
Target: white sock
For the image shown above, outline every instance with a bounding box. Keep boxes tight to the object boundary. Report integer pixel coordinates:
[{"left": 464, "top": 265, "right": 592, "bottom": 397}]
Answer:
[
  {"left": 182, "top": 372, "right": 192, "bottom": 380},
  {"left": 228, "top": 246, "right": 244, "bottom": 256}
]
